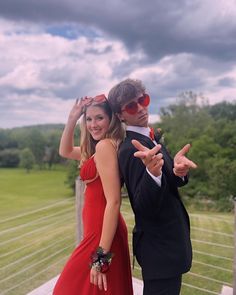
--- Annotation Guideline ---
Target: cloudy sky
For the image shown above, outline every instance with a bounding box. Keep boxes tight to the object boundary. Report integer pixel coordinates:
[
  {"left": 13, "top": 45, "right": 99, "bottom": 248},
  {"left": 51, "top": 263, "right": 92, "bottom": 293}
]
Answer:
[{"left": 0, "top": 0, "right": 236, "bottom": 128}]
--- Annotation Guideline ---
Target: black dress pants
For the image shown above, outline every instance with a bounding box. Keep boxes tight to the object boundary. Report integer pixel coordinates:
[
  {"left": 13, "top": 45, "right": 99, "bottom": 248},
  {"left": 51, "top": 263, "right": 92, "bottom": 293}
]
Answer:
[{"left": 143, "top": 275, "right": 182, "bottom": 295}]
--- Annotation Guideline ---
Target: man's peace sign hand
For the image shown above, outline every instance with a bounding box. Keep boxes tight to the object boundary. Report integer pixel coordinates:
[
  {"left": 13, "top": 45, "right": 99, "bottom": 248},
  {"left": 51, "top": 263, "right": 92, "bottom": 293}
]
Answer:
[
  {"left": 131, "top": 140, "right": 164, "bottom": 177},
  {"left": 173, "top": 144, "right": 197, "bottom": 177}
]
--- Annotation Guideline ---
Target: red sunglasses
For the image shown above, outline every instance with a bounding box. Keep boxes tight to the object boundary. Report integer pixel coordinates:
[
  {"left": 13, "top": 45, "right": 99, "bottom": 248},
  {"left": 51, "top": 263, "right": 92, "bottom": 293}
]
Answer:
[
  {"left": 121, "top": 94, "right": 150, "bottom": 115},
  {"left": 83, "top": 94, "right": 107, "bottom": 106}
]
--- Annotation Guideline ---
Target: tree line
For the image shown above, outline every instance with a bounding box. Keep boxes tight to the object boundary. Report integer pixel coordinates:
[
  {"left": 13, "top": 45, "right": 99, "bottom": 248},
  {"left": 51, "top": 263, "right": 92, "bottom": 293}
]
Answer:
[
  {"left": 0, "top": 95, "right": 235, "bottom": 211},
  {"left": 0, "top": 124, "right": 66, "bottom": 171},
  {"left": 155, "top": 92, "right": 236, "bottom": 211}
]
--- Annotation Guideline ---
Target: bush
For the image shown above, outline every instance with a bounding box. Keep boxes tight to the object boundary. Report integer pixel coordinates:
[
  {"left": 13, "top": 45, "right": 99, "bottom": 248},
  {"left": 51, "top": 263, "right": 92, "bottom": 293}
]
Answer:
[
  {"left": 20, "top": 148, "right": 35, "bottom": 173},
  {"left": 0, "top": 149, "right": 20, "bottom": 167},
  {"left": 65, "top": 160, "right": 80, "bottom": 194}
]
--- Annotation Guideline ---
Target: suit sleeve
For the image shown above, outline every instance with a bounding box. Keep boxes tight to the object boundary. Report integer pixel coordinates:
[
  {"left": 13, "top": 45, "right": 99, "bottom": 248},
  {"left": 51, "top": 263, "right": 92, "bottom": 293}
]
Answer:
[
  {"left": 175, "top": 175, "right": 188, "bottom": 187},
  {"left": 119, "top": 142, "right": 167, "bottom": 218}
]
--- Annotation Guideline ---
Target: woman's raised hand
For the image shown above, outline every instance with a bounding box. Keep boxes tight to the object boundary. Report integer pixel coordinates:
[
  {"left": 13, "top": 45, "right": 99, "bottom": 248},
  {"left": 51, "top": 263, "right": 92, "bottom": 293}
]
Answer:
[{"left": 68, "top": 96, "right": 93, "bottom": 122}]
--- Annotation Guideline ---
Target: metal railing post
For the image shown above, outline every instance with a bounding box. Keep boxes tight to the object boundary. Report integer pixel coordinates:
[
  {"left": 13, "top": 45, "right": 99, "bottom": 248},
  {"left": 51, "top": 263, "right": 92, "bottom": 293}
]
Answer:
[{"left": 75, "top": 177, "right": 85, "bottom": 245}]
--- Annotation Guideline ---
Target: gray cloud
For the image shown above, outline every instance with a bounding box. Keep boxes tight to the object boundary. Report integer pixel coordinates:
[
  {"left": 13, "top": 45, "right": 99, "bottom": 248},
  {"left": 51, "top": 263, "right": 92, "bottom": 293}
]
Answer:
[
  {"left": 1, "top": 0, "right": 236, "bottom": 128},
  {"left": 85, "top": 45, "right": 113, "bottom": 55},
  {"left": 0, "top": 0, "right": 236, "bottom": 63},
  {"left": 217, "top": 77, "right": 236, "bottom": 87}
]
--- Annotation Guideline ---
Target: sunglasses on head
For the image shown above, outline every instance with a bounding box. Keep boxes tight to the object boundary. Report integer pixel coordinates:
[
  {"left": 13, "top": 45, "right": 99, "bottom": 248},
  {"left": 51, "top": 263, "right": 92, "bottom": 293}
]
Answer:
[
  {"left": 83, "top": 94, "right": 107, "bottom": 106},
  {"left": 121, "top": 94, "right": 150, "bottom": 115}
]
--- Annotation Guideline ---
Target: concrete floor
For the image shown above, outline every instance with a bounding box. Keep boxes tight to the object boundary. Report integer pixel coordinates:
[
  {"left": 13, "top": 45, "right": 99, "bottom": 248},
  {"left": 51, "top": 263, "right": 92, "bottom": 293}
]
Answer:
[{"left": 27, "top": 276, "right": 144, "bottom": 295}]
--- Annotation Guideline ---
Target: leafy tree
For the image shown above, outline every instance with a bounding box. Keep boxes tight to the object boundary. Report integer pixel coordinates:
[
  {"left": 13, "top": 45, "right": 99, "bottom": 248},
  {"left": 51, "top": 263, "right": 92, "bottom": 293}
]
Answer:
[
  {"left": 43, "top": 130, "right": 61, "bottom": 169},
  {"left": 20, "top": 148, "right": 35, "bottom": 173},
  {"left": 206, "top": 158, "right": 236, "bottom": 211},
  {"left": 157, "top": 91, "right": 212, "bottom": 155},
  {"left": 0, "top": 149, "right": 20, "bottom": 167},
  {"left": 27, "top": 129, "right": 46, "bottom": 168},
  {"left": 65, "top": 160, "right": 80, "bottom": 194},
  {"left": 208, "top": 101, "right": 236, "bottom": 121},
  {"left": 210, "top": 119, "right": 236, "bottom": 160},
  {"left": 0, "top": 129, "right": 9, "bottom": 150},
  {"left": 0, "top": 129, "right": 18, "bottom": 150},
  {"left": 154, "top": 92, "right": 236, "bottom": 211}
]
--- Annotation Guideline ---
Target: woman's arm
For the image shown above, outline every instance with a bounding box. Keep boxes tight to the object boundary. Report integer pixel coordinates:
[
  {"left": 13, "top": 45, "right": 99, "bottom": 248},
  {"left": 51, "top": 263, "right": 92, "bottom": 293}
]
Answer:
[
  {"left": 59, "top": 98, "right": 87, "bottom": 160},
  {"left": 90, "top": 139, "right": 121, "bottom": 291},
  {"left": 95, "top": 139, "right": 121, "bottom": 252}
]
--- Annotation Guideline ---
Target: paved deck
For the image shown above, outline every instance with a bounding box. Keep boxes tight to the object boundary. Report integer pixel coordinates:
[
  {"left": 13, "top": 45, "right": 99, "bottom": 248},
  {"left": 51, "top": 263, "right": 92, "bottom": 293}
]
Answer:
[
  {"left": 27, "top": 276, "right": 143, "bottom": 295},
  {"left": 220, "top": 285, "right": 233, "bottom": 295}
]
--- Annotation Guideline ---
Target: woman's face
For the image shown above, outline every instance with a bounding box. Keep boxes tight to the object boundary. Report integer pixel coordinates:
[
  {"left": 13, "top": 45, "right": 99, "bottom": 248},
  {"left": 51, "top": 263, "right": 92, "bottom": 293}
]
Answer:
[{"left": 85, "top": 105, "right": 110, "bottom": 141}]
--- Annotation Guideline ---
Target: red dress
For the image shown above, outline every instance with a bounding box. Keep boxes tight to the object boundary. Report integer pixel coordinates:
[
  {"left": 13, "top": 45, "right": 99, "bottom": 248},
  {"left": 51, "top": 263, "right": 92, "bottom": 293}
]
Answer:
[{"left": 53, "top": 156, "right": 133, "bottom": 295}]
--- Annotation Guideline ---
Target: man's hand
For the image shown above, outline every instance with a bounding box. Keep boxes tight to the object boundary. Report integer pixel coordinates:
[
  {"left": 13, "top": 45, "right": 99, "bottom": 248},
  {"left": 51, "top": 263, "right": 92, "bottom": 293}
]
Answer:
[
  {"left": 132, "top": 139, "right": 164, "bottom": 177},
  {"left": 173, "top": 144, "right": 197, "bottom": 177}
]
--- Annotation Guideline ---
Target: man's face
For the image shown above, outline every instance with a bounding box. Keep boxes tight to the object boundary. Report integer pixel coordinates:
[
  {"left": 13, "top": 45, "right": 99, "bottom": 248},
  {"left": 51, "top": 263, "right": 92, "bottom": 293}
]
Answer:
[{"left": 118, "top": 93, "right": 150, "bottom": 127}]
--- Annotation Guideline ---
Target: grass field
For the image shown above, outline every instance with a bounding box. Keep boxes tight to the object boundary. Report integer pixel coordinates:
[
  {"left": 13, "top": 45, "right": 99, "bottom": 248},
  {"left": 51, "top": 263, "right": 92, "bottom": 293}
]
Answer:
[
  {"left": 0, "top": 167, "right": 72, "bottom": 218},
  {"left": 0, "top": 168, "right": 234, "bottom": 295}
]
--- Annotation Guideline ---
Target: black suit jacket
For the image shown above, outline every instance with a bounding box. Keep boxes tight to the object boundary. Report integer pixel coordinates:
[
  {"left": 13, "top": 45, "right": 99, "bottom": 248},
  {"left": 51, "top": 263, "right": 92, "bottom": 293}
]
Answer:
[{"left": 118, "top": 131, "right": 192, "bottom": 280}]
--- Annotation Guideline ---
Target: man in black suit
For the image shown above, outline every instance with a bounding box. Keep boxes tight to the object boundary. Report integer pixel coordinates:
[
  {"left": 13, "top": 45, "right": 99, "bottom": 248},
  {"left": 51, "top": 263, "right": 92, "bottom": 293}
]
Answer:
[{"left": 108, "top": 78, "right": 197, "bottom": 295}]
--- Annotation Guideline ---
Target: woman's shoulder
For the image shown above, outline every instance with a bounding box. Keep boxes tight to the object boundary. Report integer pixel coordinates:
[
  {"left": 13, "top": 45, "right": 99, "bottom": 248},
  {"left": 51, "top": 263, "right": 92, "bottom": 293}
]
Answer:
[
  {"left": 95, "top": 138, "right": 117, "bottom": 153},
  {"left": 94, "top": 139, "right": 118, "bottom": 165}
]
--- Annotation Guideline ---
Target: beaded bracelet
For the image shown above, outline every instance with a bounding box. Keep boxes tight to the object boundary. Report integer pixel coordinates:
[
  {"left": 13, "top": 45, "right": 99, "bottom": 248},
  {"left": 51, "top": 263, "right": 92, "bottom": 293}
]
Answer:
[{"left": 90, "top": 246, "right": 113, "bottom": 273}]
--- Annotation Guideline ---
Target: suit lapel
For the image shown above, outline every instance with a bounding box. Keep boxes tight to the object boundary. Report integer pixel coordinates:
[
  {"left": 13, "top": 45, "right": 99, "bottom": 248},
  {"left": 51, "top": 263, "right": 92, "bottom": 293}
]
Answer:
[
  {"left": 126, "top": 130, "right": 154, "bottom": 147},
  {"left": 153, "top": 132, "right": 174, "bottom": 177},
  {"left": 160, "top": 145, "right": 174, "bottom": 179}
]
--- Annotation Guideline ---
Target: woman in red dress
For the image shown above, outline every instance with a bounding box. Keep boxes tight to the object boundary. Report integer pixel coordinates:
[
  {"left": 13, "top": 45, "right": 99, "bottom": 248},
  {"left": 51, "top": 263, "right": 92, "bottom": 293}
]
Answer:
[{"left": 53, "top": 94, "right": 133, "bottom": 295}]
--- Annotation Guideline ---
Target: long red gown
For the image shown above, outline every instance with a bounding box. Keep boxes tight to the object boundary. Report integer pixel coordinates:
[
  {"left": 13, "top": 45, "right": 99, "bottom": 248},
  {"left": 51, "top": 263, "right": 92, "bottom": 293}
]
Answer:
[{"left": 53, "top": 156, "right": 133, "bottom": 295}]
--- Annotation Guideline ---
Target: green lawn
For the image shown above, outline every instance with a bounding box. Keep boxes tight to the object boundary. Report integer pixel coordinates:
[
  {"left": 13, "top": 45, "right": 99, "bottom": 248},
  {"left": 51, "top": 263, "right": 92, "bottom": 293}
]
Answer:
[
  {"left": 0, "top": 168, "right": 234, "bottom": 295},
  {"left": 0, "top": 167, "right": 72, "bottom": 217},
  {"left": 0, "top": 167, "right": 75, "bottom": 295}
]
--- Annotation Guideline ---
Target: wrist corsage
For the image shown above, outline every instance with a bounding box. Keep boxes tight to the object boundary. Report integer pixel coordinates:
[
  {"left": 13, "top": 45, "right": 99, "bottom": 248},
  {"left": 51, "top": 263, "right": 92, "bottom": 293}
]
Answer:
[{"left": 90, "top": 246, "right": 113, "bottom": 273}]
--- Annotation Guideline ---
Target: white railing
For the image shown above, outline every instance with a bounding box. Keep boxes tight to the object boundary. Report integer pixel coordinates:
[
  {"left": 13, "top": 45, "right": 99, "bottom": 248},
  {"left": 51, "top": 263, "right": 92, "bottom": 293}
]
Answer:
[{"left": 0, "top": 178, "right": 234, "bottom": 295}]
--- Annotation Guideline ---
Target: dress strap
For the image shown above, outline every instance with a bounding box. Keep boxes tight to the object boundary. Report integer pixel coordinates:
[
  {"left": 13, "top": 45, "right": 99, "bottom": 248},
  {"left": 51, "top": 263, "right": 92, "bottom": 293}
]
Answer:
[
  {"left": 83, "top": 171, "right": 99, "bottom": 184},
  {"left": 83, "top": 139, "right": 117, "bottom": 185}
]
